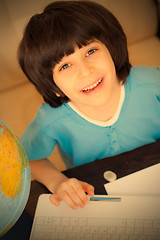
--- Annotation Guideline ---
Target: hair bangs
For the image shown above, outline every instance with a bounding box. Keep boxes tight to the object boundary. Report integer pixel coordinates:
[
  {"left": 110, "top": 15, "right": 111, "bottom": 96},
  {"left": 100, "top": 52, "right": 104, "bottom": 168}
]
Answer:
[{"left": 49, "top": 9, "right": 104, "bottom": 66}]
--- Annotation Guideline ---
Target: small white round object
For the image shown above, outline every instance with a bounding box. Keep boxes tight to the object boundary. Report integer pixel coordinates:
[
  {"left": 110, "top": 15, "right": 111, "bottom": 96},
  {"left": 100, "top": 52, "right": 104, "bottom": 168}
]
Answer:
[{"left": 103, "top": 170, "right": 117, "bottom": 182}]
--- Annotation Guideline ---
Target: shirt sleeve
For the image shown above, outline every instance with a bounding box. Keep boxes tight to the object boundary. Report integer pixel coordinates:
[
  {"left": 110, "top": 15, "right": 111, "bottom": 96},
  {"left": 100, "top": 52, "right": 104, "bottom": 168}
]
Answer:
[
  {"left": 20, "top": 111, "right": 56, "bottom": 161},
  {"left": 130, "top": 66, "right": 160, "bottom": 99}
]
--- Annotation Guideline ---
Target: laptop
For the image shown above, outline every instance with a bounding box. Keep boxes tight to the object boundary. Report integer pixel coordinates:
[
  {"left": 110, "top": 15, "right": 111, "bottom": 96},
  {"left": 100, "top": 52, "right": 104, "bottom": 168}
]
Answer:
[{"left": 29, "top": 194, "right": 160, "bottom": 240}]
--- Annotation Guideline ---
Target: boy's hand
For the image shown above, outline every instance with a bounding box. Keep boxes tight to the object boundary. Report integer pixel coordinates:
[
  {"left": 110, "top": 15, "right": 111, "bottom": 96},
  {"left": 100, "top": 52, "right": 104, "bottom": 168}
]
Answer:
[{"left": 49, "top": 178, "right": 94, "bottom": 209}]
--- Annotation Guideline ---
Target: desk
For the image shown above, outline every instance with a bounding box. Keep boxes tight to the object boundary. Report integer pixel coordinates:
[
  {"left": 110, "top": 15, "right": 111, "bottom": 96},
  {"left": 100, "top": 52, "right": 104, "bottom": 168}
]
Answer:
[{"left": 25, "top": 140, "right": 160, "bottom": 220}]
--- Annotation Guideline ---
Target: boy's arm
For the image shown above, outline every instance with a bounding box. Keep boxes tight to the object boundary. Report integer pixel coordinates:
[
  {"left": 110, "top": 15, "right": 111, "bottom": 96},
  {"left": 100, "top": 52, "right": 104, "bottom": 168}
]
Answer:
[
  {"left": 29, "top": 158, "right": 94, "bottom": 209},
  {"left": 30, "top": 158, "right": 68, "bottom": 191}
]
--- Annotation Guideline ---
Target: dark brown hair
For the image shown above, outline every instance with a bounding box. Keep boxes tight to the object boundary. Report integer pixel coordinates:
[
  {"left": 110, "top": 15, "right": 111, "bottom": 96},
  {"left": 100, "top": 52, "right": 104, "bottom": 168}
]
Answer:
[{"left": 18, "top": 0, "right": 131, "bottom": 107}]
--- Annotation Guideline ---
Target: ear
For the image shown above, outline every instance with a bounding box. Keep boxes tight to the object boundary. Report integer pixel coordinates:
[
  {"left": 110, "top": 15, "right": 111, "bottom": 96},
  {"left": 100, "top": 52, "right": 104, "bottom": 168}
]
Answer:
[
  {"left": 52, "top": 90, "right": 61, "bottom": 97},
  {"left": 55, "top": 92, "right": 61, "bottom": 97}
]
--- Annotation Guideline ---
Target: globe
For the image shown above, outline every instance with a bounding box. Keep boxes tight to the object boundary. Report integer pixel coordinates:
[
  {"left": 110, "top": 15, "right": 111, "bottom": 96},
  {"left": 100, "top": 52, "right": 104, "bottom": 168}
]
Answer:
[{"left": 0, "top": 120, "right": 31, "bottom": 237}]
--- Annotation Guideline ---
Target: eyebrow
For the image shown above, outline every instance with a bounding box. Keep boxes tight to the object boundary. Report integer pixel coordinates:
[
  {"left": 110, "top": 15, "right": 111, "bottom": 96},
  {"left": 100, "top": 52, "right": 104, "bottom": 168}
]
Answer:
[
  {"left": 55, "top": 39, "right": 100, "bottom": 68},
  {"left": 85, "top": 39, "right": 99, "bottom": 46}
]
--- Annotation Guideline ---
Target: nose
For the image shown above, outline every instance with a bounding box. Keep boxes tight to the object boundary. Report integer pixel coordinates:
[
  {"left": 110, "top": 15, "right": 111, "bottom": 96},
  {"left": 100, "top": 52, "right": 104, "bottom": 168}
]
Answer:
[{"left": 78, "top": 61, "right": 93, "bottom": 79}]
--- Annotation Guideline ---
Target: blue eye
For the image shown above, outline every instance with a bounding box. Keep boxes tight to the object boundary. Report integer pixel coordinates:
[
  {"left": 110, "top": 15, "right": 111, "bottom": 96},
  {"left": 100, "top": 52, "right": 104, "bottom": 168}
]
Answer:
[
  {"left": 60, "top": 63, "right": 71, "bottom": 71},
  {"left": 86, "top": 48, "right": 97, "bottom": 56}
]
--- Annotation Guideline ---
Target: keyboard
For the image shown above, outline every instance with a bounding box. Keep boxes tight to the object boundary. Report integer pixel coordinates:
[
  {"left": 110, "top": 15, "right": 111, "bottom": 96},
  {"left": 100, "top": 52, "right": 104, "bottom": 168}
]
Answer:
[{"left": 30, "top": 216, "right": 160, "bottom": 240}]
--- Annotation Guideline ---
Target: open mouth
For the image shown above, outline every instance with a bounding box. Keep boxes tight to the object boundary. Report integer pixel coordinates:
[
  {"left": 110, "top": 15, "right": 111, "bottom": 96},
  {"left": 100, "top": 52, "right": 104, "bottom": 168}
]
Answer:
[{"left": 81, "top": 78, "right": 103, "bottom": 93}]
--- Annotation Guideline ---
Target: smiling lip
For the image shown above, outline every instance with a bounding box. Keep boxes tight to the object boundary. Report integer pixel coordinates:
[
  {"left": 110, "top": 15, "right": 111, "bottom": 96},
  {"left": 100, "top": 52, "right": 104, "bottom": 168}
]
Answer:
[{"left": 81, "top": 78, "right": 103, "bottom": 93}]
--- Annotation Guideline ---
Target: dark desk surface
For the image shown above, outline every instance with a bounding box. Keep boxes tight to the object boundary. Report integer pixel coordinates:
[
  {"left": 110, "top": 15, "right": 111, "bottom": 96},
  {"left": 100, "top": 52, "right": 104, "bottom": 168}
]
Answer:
[{"left": 25, "top": 140, "right": 160, "bottom": 220}]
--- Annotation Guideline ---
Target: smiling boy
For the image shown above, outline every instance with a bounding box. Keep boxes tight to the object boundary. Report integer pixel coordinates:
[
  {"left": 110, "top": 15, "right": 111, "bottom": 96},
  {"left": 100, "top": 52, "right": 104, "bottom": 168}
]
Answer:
[
  {"left": 53, "top": 40, "right": 121, "bottom": 122},
  {"left": 18, "top": 1, "right": 160, "bottom": 209}
]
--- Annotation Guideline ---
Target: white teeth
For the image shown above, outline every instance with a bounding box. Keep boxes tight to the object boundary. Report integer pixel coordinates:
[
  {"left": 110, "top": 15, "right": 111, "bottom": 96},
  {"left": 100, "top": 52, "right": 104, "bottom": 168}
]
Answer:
[{"left": 82, "top": 79, "right": 102, "bottom": 92}]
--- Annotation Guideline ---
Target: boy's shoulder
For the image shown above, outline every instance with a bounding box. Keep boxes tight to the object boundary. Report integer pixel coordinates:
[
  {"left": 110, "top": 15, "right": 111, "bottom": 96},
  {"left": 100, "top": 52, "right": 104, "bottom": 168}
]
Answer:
[
  {"left": 128, "top": 65, "right": 160, "bottom": 87},
  {"left": 35, "top": 103, "right": 70, "bottom": 128}
]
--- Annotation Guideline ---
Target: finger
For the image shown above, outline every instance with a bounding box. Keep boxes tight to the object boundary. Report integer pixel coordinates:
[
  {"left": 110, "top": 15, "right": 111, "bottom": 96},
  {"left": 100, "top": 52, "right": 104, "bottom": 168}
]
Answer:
[
  {"left": 49, "top": 194, "right": 61, "bottom": 206},
  {"left": 60, "top": 191, "right": 79, "bottom": 209},
  {"left": 70, "top": 180, "right": 94, "bottom": 206},
  {"left": 80, "top": 181, "right": 95, "bottom": 196},
  {"left": 57, "top": 178, "right": 88, "bottom": 207},
  {"left": 67, "top": 184, "right": 86, "bottom": 208},
  {"left": 50, "top": 192, "right": 78, "bottom": 209},
  {"left": 57, "top": 178, "right": 85, "bottom": 207}
]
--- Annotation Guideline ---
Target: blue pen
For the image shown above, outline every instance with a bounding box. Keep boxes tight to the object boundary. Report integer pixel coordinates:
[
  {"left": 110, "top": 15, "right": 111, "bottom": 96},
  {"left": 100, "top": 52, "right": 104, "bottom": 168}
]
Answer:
[{"left": 90, "top": 196, "right": 121, "bottom": 201}]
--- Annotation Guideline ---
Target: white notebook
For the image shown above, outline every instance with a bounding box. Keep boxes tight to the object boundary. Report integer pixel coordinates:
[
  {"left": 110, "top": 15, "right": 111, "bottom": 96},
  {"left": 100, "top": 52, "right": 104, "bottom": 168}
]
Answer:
[
  {"left": 30, "top": 194, "right": 160, "bottom": 240},
  {"left": 104, "top": 163, "right": 160, "bottom": 196}
]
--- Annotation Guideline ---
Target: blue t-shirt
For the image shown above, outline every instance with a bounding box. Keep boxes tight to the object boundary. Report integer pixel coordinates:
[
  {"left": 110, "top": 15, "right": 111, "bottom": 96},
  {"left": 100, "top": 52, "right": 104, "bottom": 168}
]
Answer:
[{"left": 21, "top": 66, "right": 160, "bottom": 169}]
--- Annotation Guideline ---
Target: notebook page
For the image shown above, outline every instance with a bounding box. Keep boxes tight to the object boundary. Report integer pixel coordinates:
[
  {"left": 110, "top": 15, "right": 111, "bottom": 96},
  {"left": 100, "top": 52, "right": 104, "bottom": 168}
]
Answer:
[{"left": 104, "top": 163, "right": 160, "bottom": 196}]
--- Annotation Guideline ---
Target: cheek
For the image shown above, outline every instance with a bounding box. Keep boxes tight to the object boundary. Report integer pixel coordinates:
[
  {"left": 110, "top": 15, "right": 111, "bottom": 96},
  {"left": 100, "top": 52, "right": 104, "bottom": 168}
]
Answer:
[
  {"left": 53, "top": 75, "right": 63, "bottom": 91},
  {"left": 105, "top": 58, "right": 116, "bottom": 79},
  {"left": 56, "top": 80, "right": 74, "bottom": 98}
]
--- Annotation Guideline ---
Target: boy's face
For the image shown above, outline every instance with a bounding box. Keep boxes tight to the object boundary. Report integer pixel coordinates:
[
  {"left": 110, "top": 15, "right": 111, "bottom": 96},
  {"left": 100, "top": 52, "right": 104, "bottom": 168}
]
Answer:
[{"left": 53, "top": 40, "right": 120, "bottom": 113}]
